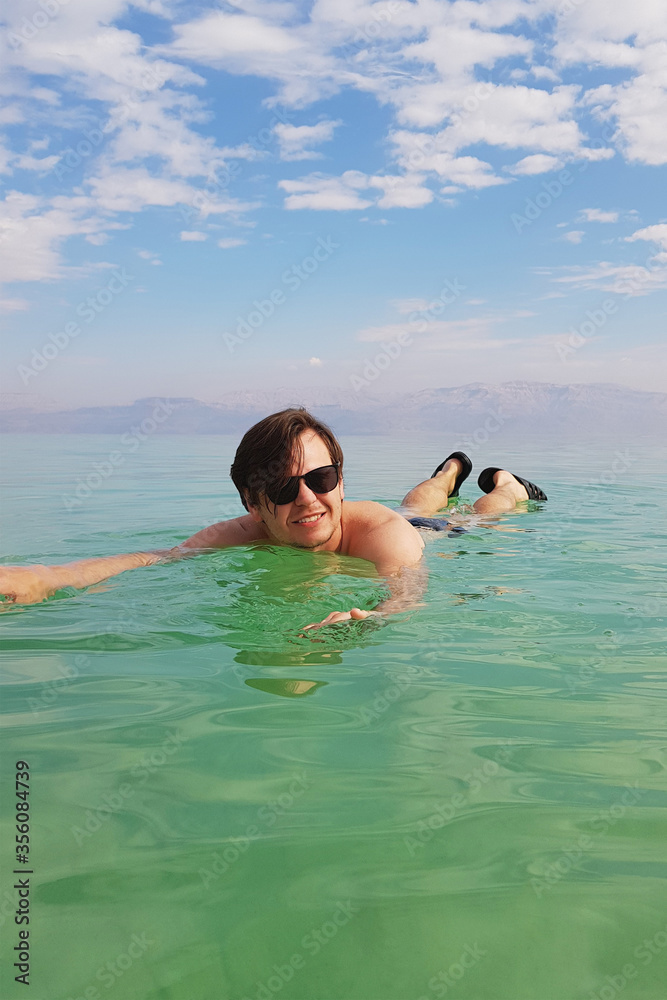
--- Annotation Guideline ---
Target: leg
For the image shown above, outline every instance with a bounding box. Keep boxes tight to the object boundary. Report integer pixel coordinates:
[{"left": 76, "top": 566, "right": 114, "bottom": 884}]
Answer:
[
  {"left": 473, "top": 470, "right": 529, "bottom": 515},
  {"left": 400, "top": 457, "right": 463, "bottom": 516}
]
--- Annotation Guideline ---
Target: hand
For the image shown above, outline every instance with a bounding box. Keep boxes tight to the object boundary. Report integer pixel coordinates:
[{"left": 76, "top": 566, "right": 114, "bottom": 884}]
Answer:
[
  {"left": 301, "top": 607, "right": 376, "bottom": 632},
  {"left": 0, "top": 566, "right": 55, "bottom": 605}
]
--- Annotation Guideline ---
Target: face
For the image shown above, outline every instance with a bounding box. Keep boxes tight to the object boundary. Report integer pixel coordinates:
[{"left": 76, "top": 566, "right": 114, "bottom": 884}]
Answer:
[{"left": 247, "top": 430, "right": 344, "bottom": 551}]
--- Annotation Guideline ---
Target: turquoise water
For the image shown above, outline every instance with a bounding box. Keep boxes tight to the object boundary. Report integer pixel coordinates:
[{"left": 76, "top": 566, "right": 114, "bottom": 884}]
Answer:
[{"left": 1, "top": 434, "right": 666, "bottom": 1000}]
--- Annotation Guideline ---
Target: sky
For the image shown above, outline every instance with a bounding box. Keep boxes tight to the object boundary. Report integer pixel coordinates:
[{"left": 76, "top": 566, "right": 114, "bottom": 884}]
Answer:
[{"left": 0, "top": 0, "right": 666, "bottom": 409}]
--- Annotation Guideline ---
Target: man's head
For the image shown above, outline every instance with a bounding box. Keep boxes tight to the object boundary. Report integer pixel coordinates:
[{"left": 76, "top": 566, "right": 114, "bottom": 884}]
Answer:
[{"left": 230, "top": 408, "right": 345, "bottom": 550}]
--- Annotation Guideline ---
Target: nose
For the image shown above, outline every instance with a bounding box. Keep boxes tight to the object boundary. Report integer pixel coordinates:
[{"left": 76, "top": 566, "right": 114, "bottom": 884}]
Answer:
[{"left": 294, "top": 478, "right": 318, "bottom": 505}]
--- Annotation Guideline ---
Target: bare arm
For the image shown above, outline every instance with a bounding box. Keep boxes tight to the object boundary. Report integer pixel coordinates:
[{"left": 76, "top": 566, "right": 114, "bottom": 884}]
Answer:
[
  {"left": 374, "top": 562, "right": 428, "bottom": 615},
  {"left": 174, "top": 514, "right": 262, "bottom": 552},
  {"left": 0, "top": 515, "right": 260, "bottom": 605},
  {"left": 301, "top": 520, "right": 427, "bottom": 631},
  {"left": 0, "top": 551, "right": 168, "bottom": 605}
]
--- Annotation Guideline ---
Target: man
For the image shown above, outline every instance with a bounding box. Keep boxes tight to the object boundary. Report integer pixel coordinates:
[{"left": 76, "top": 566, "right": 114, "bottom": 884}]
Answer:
[{"left": 0, "top": 408, "right": 546, "bottom": 628}]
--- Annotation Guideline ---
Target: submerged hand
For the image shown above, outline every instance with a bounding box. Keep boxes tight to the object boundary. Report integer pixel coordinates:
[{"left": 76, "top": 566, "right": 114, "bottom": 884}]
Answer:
[{"left": 301, "top": 607, "right": 375, "bottom": 632}]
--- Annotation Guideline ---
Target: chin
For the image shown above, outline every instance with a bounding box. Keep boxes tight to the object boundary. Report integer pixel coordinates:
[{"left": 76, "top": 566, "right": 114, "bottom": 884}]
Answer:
[{"left": 289, "top": 523, "right": 336, "bottom": 550}]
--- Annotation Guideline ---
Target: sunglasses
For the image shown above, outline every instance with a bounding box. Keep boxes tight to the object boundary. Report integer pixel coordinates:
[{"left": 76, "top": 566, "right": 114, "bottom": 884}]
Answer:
[{"left": 266, "top": 463, "right": 340, "bottom": 506}]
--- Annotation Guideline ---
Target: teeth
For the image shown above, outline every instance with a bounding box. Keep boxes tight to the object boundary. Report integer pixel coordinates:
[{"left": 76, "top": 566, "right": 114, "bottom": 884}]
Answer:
[{"left": 296, "top": 514, "right": 322, "bottom": 523}]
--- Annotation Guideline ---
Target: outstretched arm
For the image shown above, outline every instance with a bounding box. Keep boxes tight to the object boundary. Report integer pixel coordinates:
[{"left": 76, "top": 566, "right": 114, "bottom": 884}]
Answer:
[
  {"left": 0, "top": 515, "right": 260, "bottom": 605},
  {"left": 0, "top": 550, "right": 169, "bottom": 605}
]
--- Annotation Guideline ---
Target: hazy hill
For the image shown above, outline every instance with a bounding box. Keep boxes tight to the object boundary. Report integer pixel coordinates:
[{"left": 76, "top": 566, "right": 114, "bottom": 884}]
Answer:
[{"left": 0, "top": 382, "right": 663, "bottom": 440}]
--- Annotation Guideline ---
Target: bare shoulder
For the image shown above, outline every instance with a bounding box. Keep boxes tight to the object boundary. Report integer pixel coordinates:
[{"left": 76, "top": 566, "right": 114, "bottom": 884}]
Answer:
[
  {"left": 343, "top": 500, "right": 401, "bottom": 530},
  {"left": 178, "top": 514, "right": 266, "bottom": 551},
  {"left": 342, "top": 501, "right": 424, "bottom": 572}
]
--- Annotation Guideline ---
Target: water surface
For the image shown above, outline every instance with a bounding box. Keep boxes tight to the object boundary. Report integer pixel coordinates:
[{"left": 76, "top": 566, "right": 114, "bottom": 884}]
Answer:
[{"left": 1, "top": 435, "right": 666, "bottom": 1000}]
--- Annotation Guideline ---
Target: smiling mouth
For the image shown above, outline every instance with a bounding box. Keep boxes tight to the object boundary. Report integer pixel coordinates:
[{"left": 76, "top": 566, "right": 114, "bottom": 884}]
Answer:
[{"left": 293, "top": 512, "right": 325, "bottom": 525}]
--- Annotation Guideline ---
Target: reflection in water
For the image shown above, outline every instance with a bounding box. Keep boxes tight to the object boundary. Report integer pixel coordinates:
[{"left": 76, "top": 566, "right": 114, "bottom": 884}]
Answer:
[
  {"left": 233, "top": 647, "right": 344, "bottom": 667},
  {"left": 245, "top": 678, "right": 328, "bottom": 698}
]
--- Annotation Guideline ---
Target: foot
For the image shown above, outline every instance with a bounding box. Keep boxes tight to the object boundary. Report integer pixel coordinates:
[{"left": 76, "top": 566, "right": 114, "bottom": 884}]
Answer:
[
  {"left": 478, "top": 467, "right": 547, "bottom": 502},
  {"left": 400, "top": 453, "right": 469, "bottom": 515},
  {"left": 431, "top": 451, "right": 472, "bottom": 497},
  {"left": 472, "top": 470, "right": 531, "bottom": 515},
  {"left": 489, "top": 470, "right": 529, "bottom": 502},
  {"left": 432, "top": 456, "right": 462, "bottom": 492}
]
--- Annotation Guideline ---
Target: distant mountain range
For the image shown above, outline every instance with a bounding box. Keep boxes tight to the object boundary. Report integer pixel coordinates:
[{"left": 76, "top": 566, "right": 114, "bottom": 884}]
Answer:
[{"left": 0, "top": 382, "right": 664, "bottom": 439}]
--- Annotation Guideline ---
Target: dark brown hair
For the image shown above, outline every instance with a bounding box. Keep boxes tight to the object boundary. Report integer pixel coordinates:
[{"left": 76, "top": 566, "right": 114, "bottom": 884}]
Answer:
[{"left": 230, "top": 408, "right": 344, "bottom": 510}]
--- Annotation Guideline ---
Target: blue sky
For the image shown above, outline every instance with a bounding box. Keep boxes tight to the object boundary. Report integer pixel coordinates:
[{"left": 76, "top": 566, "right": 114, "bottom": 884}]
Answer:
[{"left": 1, "top": 0, "right": 666, "bottom": 408}]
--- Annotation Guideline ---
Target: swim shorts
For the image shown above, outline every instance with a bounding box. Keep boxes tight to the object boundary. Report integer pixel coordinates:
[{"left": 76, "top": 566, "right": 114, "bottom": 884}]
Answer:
[{"left": 407, "top": 517, "right": 467, "bottom": 534}]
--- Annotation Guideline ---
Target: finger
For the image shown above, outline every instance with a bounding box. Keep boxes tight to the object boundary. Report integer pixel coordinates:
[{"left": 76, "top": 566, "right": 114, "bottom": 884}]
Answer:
[
  {"left": 302, "top": 618, "right": 335, "bottom": 630},
  {"left": 302, "top": 616, "right": 344, "bottom": 632}
]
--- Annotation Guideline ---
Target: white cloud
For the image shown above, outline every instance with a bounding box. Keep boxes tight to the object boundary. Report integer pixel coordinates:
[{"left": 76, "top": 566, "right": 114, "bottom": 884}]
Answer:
[
  {"left": 0, "top": 190, "right": 111, "bottom": 284},
  {"left": 358, "top": 315, "right": 490, "bottom": 344},
  {"left": 578, "top": 208, "right": 620, "bottom": 223},
  {"left": 389, "top": 83, "right": 603, "bottom": 178},
  {"left": 309, "top": 357, "right": 323, "bottom": 367},
  {"left": 546, "top": 257, "right": 667, "bottom": 296},
  {"left": 0, "top": 0, "right": 262, "bottom": 265},
  {"left": 132, "top": 0, "right": 171, "bottom": 15},
  {"left": 2, "top": 0, "right": 666, "bottom": 297},
  {"left": 164, "top": 9, "right": 331, "bottom": 105},
  {"left": 0, "top": 136, "right": 59, "bottom": 175},
  {"left": 390, "top": 132, "right": 508, "bottom": 189},
  {"left": 88, "top": 167, "right": 252, "bottom": 216},
  {"left": 0, "top": 142, "right": 13, "bottom": 175},
  {"left": 180, "top": 231, "right": 208, "bottom": 241},
  {"left": 543, "top": 221, "right": 667, "bottom": 299},
  {"left": 358, "top": 315, "right": 526, "bottom": 352},
  {"left": 369, "top": 174, "right": 434, "bottom": 209},
  {"left": 555, "top": 1, "right": 667, "bottom": 165},
  {"left": 0, "top": 297, "right": 29, "bottom": 313},
  {"left": 509, "top": 154, "right": 564, "bottom": 175},
  {"left": 392, "top": 32, "right": 534, "bottom": 127},
  {"left": 279, "top": 171, "right": 373, "bottom": 211},
  {"left": 563, "top": 230, "right": 585, "bottom": 243},
  {"left": 278, "top": 169, "right": 435, "bottom": 210},
  {"left": 390, "top": 298, "right": 431, "bottom": 315},
  {"left": 0, "top": 105, "right": 25, "bottom": 127},
  {"left": 530, "top": 65, "right": 560, "bottom": 83},
  {"left": 357, "top": 304, "right": 536, "bottom": 351},
  {"left": 169, "top": 10, "right": 299, "bottom": 60},
  {"left": 217, "top": 237, "right": 247, "bottom": 248},
  {"left": 136, "top": 248, "right": 167, "bottom": 265},
  {"left": 625, "top": 223, "right": 667, "bottom": 251},
  {"left": 12, "top": 153, "right": 60, "bottom": 173},
  {"left": 159, "top": 0, "right": 647, "bottom": 170},
  {"left": 274, "top": 120, "right": 341, "bottom": 161},
  {"left": 85, "top": 233, "right": 110, "bottom": 245}
]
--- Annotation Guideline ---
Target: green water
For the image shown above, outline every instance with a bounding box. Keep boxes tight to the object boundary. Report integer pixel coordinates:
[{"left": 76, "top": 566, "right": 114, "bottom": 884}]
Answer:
[{"left": 1, "top": 435, "right": 666, "bottom": 1000}]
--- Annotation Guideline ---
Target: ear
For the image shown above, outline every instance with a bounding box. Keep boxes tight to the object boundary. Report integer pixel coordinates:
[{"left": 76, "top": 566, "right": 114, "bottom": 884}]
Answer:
[
  {"left": 339, "top": 475, "right": 344, "bottom": 501},
  {"left": 244, "top": 493, "right": 265, "bottom": 523},
  {"left": 246, "top": 503, "right": 264, "bottom": 523}
]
